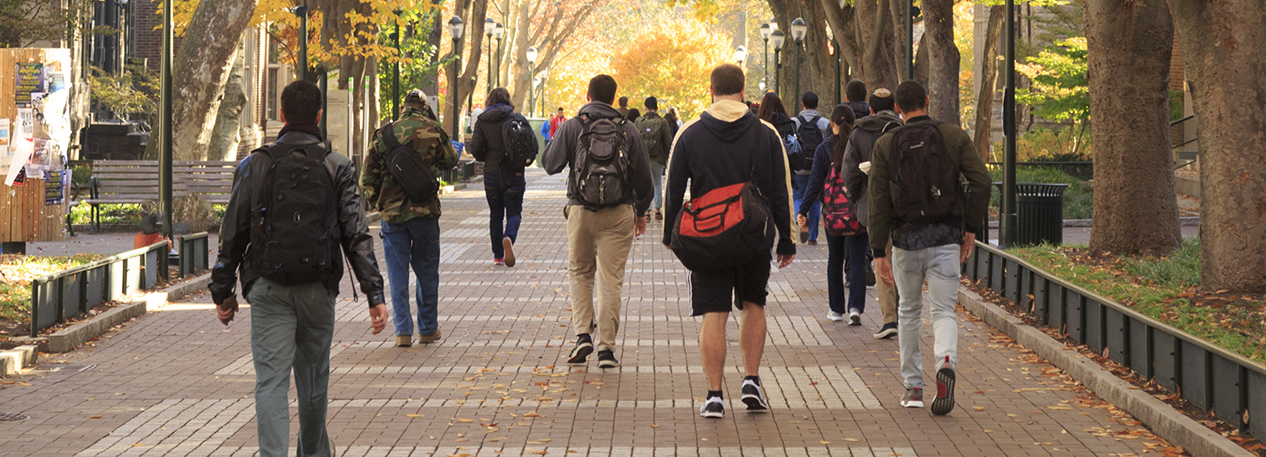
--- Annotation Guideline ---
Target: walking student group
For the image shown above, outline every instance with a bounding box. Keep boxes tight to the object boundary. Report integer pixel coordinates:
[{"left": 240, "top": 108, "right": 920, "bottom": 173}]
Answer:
[{"left": 208, "top": 62, "right": 991, "bottom": 456}]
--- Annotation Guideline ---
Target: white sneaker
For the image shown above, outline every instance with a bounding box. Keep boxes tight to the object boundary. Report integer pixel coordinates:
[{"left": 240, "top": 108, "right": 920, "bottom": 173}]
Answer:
[
  {"left": 699, "top": 396, "right": 725, "bottom": 418},
  {"left": 848, "top": 309, "right": 862, "bottom": 326},
  {"left": 827, "top": 311, "right": 845, "bottom": 322}
]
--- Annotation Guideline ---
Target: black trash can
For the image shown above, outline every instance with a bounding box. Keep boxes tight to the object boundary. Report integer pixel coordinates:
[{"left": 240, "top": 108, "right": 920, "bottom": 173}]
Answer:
[{"left": 994, "top": 182, "right": 1069, "bottom": 246}]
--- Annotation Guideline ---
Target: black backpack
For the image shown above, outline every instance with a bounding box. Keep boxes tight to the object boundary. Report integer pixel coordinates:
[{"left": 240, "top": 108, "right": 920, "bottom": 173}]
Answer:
[
  {"left": 379, "top": 123, "right": 439, "bottom": 202},
  {"left": 251, "top": 143, "right": 340, "bottom": 284},
  {"left": 793, "top": 115, "right": 823, "bottom": 172},
  {"left": 501, "top": 112, "right": 539, "bottom": 168},
  {"left": 887, "top": 121, "right": 961, "bottom": 225},
  {"left": 635, "top": 114, "right": 668, "bottom": 161},
  {"left": 572, "top": 114, "right": 632, "bottom": 210}
]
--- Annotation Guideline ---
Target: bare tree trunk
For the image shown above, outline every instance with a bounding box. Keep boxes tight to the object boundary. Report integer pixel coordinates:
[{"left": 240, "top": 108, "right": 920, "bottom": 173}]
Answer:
[
  {"left": 509, "top": 0, "right": 532, "bottom": 110},
  {"left": 862, "top": 0, "right": 898, "bottom": 91},
  {"left": 422, "top": 0, "right": 443, "bottom": 96},
  {"left": 145, "top": 0, "right": 258, "bottom": 161},
  {"left": 973, "top": 6, "right": 1003, "bottom": 163},
  {"left": 453, "top": 0, "right": 489, "bottom": 135},
  {"left": 923, "top": 0, "right": 959, "bottom": 125},
  {"left": 207, "top": 42, "right": 247, "bottom": 161},
  {"left": 889, "top": 0, "right": 908, "bottom": 82},
  {"left": 1169, "top": 0, "right": 1266, "bottom": 291},
  {"left": 1086, "top": 0, "right": 1180, "bottom": 256}
]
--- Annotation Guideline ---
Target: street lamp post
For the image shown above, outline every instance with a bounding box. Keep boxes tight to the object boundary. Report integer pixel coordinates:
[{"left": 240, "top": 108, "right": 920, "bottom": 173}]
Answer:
[
  {"left": 485, "top": 18, "right": 495, "bottom": 95},
  {"left": 526, "top": 47, "right": 538, "bottom": 116},
  {"left": 449, "top": 16, "right": 464, "bottom": 138},
  {"left": 759, "top": 22, "right": 771, "bottom": 85},
  {"left": 393, "top": 10, "right": 402, "bottom": 120},
  {"left": 539, "top": 68, "right": 548, "bottom": 116},
  {"left": 492, "top": 22, "right": 505, "bottom": 88},
  {"left": 771, "top": 30, "right": 785, "bottom": 101},
  {"left": 161, "top": 0, "right": 173, "bottom": 241},
  {"left": 791, "top": 17, "right": 807, "bottom": 107},
  {"left": 832, "top": 37, "right": 840, "bottom": 106},
  {"left": 1002, "top": 0, "right": 1017, "bottom": 247},
  {"left": 296, "top": 1, "right": 308, "bottom": 80}
]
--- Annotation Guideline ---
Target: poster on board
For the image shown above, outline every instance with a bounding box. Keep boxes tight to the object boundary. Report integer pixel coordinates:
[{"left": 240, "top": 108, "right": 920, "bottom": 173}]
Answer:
[{"left": 15, "top": 63, "right": 47, "bottom": 106}]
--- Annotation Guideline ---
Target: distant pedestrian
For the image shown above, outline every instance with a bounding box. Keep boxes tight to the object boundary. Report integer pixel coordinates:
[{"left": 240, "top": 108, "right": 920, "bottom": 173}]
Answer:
[
  {"left": 210, "top": 80, "right": 388, "bottom": 457},
  {"left": 869, "top": 80, "right": 991, "bottom": 415},
  {"left": 543, "top": 74, "right": 654, "bottom": 369},
  {"left": 540, "top": 116, "right": 552, "bottom": 147},
  {"left": 625, "top": 108, "right": 641, "bottom": 123},
  {"left": 468, "top": 87, "right": 529, "bottom": 267},
  {"left": 618, "top": 96, "right": 630, "bottom": 118},
  {"left": 663, "top": 64, "right": 796, "bottom": 419},
  {"left": 797, "top": 104, "right": 863, "bottom": 324},
  {"left": 550, "top": 107, "right": 567, "bottom": 138},
  {"left": 664, "top": 107, "right": 681, "bottom": 139},
  {"left": 843, "top": 88, "right": 903, "bottom": 339},
  {"left": 845, "top": 79, "right": 871, "bottom": 120},
  {"left": 635, "top": 96, "right": 674, "bottom": 221},
  {"left": 362, "top": 90, "right": 461, "bottom": 346},
  {"left": 792, "top": 92, "right": 831, "bottom": 245}
]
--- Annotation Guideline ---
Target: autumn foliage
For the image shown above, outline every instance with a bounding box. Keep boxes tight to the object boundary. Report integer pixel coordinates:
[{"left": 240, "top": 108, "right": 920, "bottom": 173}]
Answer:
[{"left": 609, "top": 20, "right": 732, "bottom": 120}]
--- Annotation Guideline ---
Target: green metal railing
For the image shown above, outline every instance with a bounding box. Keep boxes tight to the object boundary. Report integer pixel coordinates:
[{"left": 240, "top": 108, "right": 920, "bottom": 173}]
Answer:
[{"left": 30, "top": 241, "right": 169, "bottom": 337}]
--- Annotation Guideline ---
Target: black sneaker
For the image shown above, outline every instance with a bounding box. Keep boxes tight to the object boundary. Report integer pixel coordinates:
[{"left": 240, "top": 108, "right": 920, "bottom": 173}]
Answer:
[
  {"left": 931, "top": 356, "right": 956, "bottom": 415},
  {"left": 872, "top": 322, "right": 898, "bottom": 339},
  {"left": 866, "top": 263, "right": 876, "bottom": 287},
  {"left": 597, "top": 350, "right": 619, "bottom": 368},
  {"left": 740, "top": 379, "right": 769, "bottom": 412},
  {"left": 699, "top": 396, "right": 725, "bottom": 418},
  {"left": 567, "top": 334, "right": 593, "bottom": 364},
  {"left": 900, "top": 387, "right": 924, "bottom": 408}
]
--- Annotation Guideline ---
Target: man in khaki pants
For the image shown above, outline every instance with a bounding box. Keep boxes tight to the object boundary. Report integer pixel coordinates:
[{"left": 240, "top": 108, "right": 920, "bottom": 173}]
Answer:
[{"left": 543, "top": 74, "right": 654, "bottom": 369}]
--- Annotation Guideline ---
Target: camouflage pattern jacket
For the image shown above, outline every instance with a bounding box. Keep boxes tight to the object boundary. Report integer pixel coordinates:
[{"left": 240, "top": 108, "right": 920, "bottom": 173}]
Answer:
[{"left": 360, "top": 107, "right": 460, "bottom": 224}]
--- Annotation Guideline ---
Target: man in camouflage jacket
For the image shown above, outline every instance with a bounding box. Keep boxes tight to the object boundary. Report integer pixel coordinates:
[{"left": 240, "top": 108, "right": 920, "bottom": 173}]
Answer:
[{"left": 361, "top": 91, "right": 459, "bottom": 347}]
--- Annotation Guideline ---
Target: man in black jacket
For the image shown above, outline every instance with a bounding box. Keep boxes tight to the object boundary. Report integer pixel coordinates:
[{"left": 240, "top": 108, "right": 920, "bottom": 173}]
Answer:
[
  {"left": 543, "top": 75, "right": 653, "bottom": 369},
  {"left": 210, "top": 80, "right": 387, "bottom": 457},
  {"left": 663, "top": 64, "right": 796, "bottom": 419}
]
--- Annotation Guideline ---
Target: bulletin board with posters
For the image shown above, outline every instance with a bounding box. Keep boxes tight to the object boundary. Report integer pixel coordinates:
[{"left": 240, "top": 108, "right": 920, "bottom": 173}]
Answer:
[{"left": 0, "top": 48, "right": 73, "bottom": 243}]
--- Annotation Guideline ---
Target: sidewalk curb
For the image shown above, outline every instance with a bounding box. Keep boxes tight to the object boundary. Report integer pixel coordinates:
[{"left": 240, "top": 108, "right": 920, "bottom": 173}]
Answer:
[
  {"left": 958, "top": 288, "right": 1252, "bottom": 457},
  {"left": 39, "top": 274, "right": 213, "bottom": 354},
  {"left": 0, "top": 345, "right": 38, "bottom": 377}
]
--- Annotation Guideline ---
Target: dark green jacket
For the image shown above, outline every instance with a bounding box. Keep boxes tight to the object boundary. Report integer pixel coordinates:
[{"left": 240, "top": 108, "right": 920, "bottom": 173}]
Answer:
[
  {"left": 360, "top": 107, "right": 460, "bottom": 224},
  {"left": 868, "top": 115, "right": 991, "bottom": 257}
]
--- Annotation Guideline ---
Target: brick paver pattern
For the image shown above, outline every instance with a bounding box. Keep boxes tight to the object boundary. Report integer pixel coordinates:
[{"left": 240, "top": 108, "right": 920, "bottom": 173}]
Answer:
[{"left": 0, "top": 170, "right": 1163, "bottom": 456}]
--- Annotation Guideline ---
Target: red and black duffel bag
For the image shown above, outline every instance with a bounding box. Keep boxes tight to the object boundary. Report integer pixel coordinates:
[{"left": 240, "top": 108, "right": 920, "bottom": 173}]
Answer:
[{"left": 670, "top": 128, "right": 776, "bottom": 272}]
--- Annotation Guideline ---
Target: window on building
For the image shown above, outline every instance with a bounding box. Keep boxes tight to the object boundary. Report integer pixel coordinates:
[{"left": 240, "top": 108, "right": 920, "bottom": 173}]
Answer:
[{"left": 267, "top": 68, "right": 278, "bottom": 120}]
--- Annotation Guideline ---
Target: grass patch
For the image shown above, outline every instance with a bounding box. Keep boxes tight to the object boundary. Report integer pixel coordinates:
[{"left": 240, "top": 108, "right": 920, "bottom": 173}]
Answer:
[
  {"left": 988, "top": 166, "right": 1093, "bottom": 219},
  {"left": 0, "top": 254, "right": 105, "bottom": 325},
  {"left": 1009, "top": 239, "right": 1266, "bottom": 363},
  {"left": 67, "top": 202, "right": 227, "bottom": 227}
]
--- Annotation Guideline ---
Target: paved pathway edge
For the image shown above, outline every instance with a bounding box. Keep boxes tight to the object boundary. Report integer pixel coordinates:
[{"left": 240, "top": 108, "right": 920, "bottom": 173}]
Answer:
[{"left": 958, "top": 288, "right": 1252, "bottom": 457}]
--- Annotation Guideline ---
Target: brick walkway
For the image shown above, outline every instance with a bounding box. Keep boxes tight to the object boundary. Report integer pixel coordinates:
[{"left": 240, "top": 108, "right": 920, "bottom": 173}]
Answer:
[{"left": 0, "top": 170, "right": 1166, "bottom": 456}]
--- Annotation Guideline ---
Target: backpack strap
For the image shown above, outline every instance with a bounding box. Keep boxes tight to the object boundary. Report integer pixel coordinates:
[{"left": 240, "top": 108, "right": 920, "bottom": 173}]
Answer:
[
  {"left": 380, "top": 123, "right": 401, "bottom": 151},
  {"left": 749, "top": 124, "right": 763, "bottom": 181}
]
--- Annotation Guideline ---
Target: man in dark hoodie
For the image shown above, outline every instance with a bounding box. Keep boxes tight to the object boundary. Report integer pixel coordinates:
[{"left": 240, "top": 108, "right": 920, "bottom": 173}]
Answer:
[
  {"left": 845, "top": 79, "right": 871, "bottom": 120},
  {"left": 842, "top": 88, "right": 903, "bottom": 339},
  {"left": 543, "top": 74, "right": 654, "bottom": 369},
  {"left": 663, "top": 64, "right": 796, "bottom": 419}
]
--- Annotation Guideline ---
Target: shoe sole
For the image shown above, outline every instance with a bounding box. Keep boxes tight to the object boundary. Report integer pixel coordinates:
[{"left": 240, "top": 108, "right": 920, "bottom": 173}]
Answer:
[
  {"left": 700, "top": 409, "right": 724, "bottom": 419},
  {"left": 827, "top": 315, "right": 844, "bottom": 322},
  {"left": 503, "top": 238, "right": 516, "bottom": 267},
  {"left": 567, "top": 344, "right": 594, "bottom": 364},
  {"left": 849, "top": 315, "right": 861, "bottom": 326},
  {"left": 741, "top": 395, "right": 769, "bottom": 412},
  {"left": 931, "top": 367, "right": 956, "bottom": 415},
  {"left": 900, "top": 399, "right": 924, "bottom": 408},
  {"left": 873, "top": 328, "right": 898, "bottom": 339},
  {"left": 417, "top": 330, "right": 441, "bottom": 344},
  {"left": 597, "top": 359, "right": 620, "bottom": 368}
]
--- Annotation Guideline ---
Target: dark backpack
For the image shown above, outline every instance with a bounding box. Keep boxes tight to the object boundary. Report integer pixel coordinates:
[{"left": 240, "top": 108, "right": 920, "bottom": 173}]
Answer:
[
  {"left": 572, "top": 114, "right": 633, "bottom": 210},
  {"left": 501, "top": 112, "right": 539, "bottom": 168},
  {"left": 821, "top": 166, "right": 863, "bottom": 236},
  {"left": 670, "top": 126, "right": 775, "bottom": 271},
  {"left": 379, "top": 123, "right": 439, "bottom": 202},
  {"left": 888, "top": 121, "right": 961, "bottom": 225},
  {"left": 793, "top": 115, "right": 824, "bottom": 171},
  {"left": 251, "top": 143, "right": 340, "bottom": 285},
  {"left": 635, "top": 115, "right": 667, "bottom": 161}
]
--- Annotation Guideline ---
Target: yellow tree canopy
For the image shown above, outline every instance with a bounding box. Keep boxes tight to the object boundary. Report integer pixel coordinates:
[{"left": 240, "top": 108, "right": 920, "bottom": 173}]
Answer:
[{"left": 610, "top": 20, "right": 732, "bottom": 120}]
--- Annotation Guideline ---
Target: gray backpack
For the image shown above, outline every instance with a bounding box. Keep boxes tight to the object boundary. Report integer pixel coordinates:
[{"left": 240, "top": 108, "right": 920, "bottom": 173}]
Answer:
[{"left": 572, "top": 114, "right": 632, "bottom": 210}]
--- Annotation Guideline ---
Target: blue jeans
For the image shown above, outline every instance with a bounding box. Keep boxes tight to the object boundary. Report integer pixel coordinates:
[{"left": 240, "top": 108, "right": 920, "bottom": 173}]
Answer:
[
  {"left": 893, "top": 244, "right": 961, "bottom": 389},
  {"left": 484, "top": 171, "right": 526, "bottom": 259},
  {"left": 825, "top": 232, "right": 871, "bottom": 314},
  {"left": 792, "top": 173, "right": 820, "bottom": 241},
  {"left": 380, "top": 217, "right": 441, "bottom": 336},
  {"left": 650, "top": 160, "right": 666, "bottom": 210},
  {"left": 247, "top": 277, "right": 336, "bottom": 457}
]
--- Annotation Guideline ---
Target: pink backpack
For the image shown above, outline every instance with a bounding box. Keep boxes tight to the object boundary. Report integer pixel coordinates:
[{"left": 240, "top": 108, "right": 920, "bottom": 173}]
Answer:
[{"left": 821, "top": 166, "right": 864, "bottom": 236}]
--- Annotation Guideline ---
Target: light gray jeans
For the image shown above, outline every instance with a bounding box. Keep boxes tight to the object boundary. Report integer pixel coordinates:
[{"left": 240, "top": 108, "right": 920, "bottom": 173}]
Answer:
[
  {"left": 892, "top": 244, "right": 960, "bottom": 389},
  {"left": 248, "top": 277, "right": 336, "bottom": 457}
]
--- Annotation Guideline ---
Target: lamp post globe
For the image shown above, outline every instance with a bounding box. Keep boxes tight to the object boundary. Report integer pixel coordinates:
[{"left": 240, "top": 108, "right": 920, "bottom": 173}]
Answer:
[
  {"left": 734, "top": 45, "right": 747, "bottom": 65},
  {"left": 791, "top": 17, "right": 806, "bottom": 107},
  {"left": 791, "top": 17, "right": 807, "bottom": 43},
  {"left": 448, "top": 16, "right": 464, "bottom": 138},
  {"left": 771, "top": 30, "right": 785, "bottom": 100},
  {"left": 484, "top": 18, "right": 495, "bottom": 36},
  {"left": 759, "top": 23, "right": 771, "bottom": 40},
  {"left": 492, "top": 22, "right": 505, "bottom": 86},
  {"left": 449, "top": 16, "right": 464, "bottom": 40},
  {"left": 526, "top": 47, "right": 538, "bottom": 116}
]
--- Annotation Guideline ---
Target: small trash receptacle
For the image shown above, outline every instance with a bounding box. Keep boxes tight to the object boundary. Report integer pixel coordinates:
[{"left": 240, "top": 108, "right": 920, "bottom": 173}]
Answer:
[{"left": 994, "top": 182, "right": 1068, "bottom": 246}]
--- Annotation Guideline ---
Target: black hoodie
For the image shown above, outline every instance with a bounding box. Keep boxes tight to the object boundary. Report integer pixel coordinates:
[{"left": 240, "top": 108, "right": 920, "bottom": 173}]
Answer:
[
  {"left": 468, "top": 103, "right": 519, "bottom": 173},
  {"left": 842, "top": 111, "right": 903, "bottom": 227},
  {"left": 662, "top": 100, "right": 797, "bottom": 256}
]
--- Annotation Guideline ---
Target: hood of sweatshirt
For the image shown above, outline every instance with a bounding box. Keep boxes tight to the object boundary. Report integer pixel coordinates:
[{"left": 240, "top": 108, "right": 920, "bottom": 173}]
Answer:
[
  {"left": 576, "top": 101, "right": 624, "bottom": 121},
  {"left": 478, "top": 103, "right": 514, "bottom": 123},
  {"left": 697, "top": 100, "right": 760, "bottom": 143},
  {"left": 854, "top": 111, "right": 903, "bottom": 132}
]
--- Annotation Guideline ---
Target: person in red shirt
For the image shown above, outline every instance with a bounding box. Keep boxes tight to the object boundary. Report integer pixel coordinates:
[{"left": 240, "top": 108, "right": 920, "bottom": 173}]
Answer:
[{"left": 549, "top": 107, "right": 566, "bottom": 138}]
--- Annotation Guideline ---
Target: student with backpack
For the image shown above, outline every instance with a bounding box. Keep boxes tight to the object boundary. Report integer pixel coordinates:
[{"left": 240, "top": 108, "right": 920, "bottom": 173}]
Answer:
[
  {"left": 543, "top": 74, "right": 654, "bottom": 369},
  {"left": 845, "top": 80, "right": 871, "bottom": 121},
  {"left": 361, "top": 90, "right": 461, "bottom": 347},
  {"left": 843, "top": 88, "right": 903, "bottom": 339},
  {"left": 792, "top": 92, "right": 831, "bottom": 245},
  {"left": 210, "top": 80, "right": 388, "bottom": 457},
  {"left": 663, "top": 64, "right": 796, "bottom": 419},
  {"left": 797, "top": 105, "right": 864, "bottom": 325},
  {"left": 635, "top": 97, "right": 674, "bottom": 221},
  {"left": 469, "top": 88, "right": 537, "bottom": 267},
  {"left": 869, "top": 80, "right": 991, "bottom": 415}
]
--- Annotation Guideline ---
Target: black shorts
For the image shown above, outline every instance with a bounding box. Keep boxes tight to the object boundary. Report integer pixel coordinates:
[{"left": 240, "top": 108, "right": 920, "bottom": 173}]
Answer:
[{"left": 690, "top": 256, "right": 772, "bottom": 316}]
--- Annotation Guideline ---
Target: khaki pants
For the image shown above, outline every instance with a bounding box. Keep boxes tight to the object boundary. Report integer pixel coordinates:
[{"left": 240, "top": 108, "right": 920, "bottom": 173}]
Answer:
[
  {"left": 565, "top": 205, "right": 636, "bottom": 352},
  {"left": 876, "top": 240, "right": 900, "bottom": 325}
]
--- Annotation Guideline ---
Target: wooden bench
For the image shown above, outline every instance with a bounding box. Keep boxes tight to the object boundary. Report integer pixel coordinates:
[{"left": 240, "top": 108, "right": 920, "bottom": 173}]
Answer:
[{"left": 86, "top": 160, "right": 238, "bottom": 231}]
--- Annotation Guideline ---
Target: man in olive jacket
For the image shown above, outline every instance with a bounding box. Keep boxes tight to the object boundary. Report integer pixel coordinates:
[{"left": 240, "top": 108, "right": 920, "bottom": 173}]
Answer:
[{"left": 869, "top": 80, "right": 991, "bottom": 416}]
